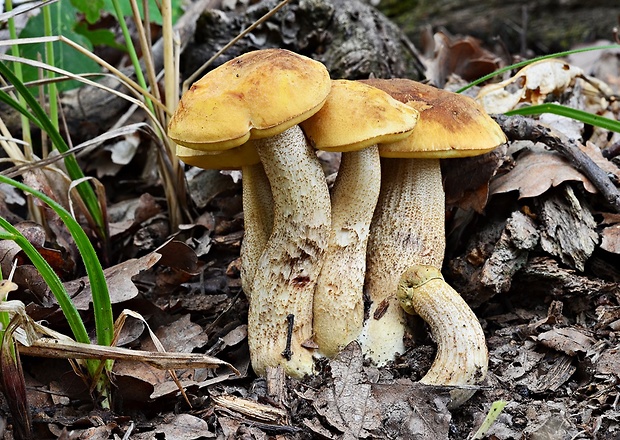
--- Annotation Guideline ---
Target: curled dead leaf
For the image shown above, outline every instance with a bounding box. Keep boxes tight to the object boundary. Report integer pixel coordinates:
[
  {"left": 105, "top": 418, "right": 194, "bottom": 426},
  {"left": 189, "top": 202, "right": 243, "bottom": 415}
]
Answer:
[{"left": 490, "top": 144, "right": 596, "bottom": 199}]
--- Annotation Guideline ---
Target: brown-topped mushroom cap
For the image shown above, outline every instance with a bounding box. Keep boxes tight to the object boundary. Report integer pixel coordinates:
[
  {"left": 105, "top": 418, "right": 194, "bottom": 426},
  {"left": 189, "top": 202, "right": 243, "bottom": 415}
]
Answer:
[{"left": 360, "top": 78, "right": 506, "bottom": 158}]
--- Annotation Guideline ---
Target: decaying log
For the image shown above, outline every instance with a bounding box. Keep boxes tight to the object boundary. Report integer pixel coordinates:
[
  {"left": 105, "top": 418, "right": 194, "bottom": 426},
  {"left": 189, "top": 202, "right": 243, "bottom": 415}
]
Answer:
[
  {"left": 448, "top": 210, "right": 539, "bottom": 307},
  {"left": 183, "top": 0, "right": 424, "bottom": 81},
  {"left": 514, "top": 256, "right": 619, "bottom": 302},
  {"left": 534, "top": 185, "right": 598, "bottom": 271}
]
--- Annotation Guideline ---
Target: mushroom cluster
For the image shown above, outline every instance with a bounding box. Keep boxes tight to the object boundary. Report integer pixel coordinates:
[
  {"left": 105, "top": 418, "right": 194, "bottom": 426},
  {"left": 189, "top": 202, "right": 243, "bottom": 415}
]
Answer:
[{"left": 169, "top": 49, "right": 506, "bottom": 406}]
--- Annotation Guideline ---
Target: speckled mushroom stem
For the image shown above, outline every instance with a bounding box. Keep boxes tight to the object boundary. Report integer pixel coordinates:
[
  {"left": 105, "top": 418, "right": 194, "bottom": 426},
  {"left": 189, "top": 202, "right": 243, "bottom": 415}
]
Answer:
[
  {"left": 240, "top": 163, "right": 273, "bottom": 298},
  {"left": 360, "top": 158, "right": 445, "bottom": 365},
  {"left": 397, "top": 264, "right": 488, "bottom": 409},
  {"left": 249, "top": 125, "right": 331, "bottom": 378},
  {"left": 313, "top": 146, "right": 381, "bottom": 357}
]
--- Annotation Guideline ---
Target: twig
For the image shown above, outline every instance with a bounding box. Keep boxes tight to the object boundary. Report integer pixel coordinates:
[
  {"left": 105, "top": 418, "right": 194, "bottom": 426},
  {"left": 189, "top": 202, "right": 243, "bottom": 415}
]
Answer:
[{"left": 493, "top": 114, "right": 620, "bottom": 212}]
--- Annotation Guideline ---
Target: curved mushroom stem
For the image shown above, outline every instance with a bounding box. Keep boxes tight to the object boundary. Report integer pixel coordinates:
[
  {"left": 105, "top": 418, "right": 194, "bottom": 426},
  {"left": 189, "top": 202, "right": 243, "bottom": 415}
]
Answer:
[
  {"left": 249, "top": 125, "right": 331, "bottom": 378},
  {"left": 360, "top": 158, "right": 445, "bottom": 364},
  {"left": 397, "top": 264, "right": 488, "bottom": 409},
  {"left": 313, "top": 146, "right": 381, "bottom": 357},
  {"left": 240, "top": 163, "right": 273, "bottom": 298}
]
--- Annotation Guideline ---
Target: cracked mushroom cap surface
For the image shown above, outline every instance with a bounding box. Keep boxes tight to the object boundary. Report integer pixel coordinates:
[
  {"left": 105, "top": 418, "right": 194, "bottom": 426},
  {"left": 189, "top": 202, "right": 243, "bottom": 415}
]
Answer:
[
  {"left": 300, "top": 79, "right": 420, "bottom": 152},
  {"left": 360, "top": 78, "right": 507, "bottom": 158},
  {"left": 168, "top": 49, "right": 332, "bottom": 151}
]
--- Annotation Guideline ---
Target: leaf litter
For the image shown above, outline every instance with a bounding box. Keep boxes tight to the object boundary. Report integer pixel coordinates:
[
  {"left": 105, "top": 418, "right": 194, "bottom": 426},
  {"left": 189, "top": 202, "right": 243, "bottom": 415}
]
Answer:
[{"left": 2, "top": 1, "right": 620, "bottom": 439}]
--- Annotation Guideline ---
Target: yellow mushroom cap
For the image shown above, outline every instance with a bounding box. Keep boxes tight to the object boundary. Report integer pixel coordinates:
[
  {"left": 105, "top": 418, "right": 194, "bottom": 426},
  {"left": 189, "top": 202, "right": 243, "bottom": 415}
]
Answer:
[
  {"left": 168, "top": 49, "right": 331, "bottom": 151},
  {"left": 360, "top": 79, "right": 506, "bottom": 158},
  {"left": 176, "top": 141, "right": 260, "bottom": 170},
  {"left": 300, "top": 79, "right": 420, "bottom": 152}
]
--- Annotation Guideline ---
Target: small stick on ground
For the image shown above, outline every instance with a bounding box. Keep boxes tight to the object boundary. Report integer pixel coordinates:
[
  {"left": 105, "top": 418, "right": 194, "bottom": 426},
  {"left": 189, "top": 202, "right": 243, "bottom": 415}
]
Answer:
[{"left": 493, "top": 114, "right": 620, "bottom": 212}]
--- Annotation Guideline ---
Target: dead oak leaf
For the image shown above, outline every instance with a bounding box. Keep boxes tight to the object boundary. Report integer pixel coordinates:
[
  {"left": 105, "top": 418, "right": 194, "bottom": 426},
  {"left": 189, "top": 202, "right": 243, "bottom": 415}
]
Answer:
[
  {"left": 490, "top": 144, "right": 596, "bottom": 199},
  {"left": 312, "top": 343, "right": 381, "bottom": 438},
  {"left": 309, "top": 343, "right": 450, "bottom": 439}
]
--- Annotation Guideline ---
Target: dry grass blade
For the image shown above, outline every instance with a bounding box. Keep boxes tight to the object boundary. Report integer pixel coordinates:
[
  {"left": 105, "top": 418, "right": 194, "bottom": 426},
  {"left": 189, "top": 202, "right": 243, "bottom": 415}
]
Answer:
[
  {"left": 17, "top": 337, "right": 238, "bottom": 372},
  {"left": 1, "top": 301, "right": 239, "bottom": 374}
]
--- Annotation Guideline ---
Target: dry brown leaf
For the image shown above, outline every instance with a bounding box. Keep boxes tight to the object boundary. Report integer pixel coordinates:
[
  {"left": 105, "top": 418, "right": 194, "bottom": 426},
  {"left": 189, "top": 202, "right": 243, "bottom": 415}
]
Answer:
[
  {"left": 595, "top": 347, "right": 620, "bottom": 376},
  {"left": 108, "top": 193, "right": 164, "bottom": 239},
  {"left": 312, "top": 343, "right": 381, "bottom": 438},
  {"left": 537, "top": 327, "right": 596, "bottom": 356},
  {"left": 443, "top": 146, "right": 507, "bottom": 213},
  {"left": 308, "top": 343, "right": 450, "bottom": 439},
  {"left": 490, "top": 144, "right": 596, "bottom": 199},
  {"left": 66, "top": 251, "right": 161, "bottom": 310},
  {"left": 425, "top": 31, "right": 502, "bottom": 88},
  {"left": 155, "top": 414, "right": 215, "bottom": 439},
  {"left": 581, "top": 140, "right": 620, "bottom": 181}
]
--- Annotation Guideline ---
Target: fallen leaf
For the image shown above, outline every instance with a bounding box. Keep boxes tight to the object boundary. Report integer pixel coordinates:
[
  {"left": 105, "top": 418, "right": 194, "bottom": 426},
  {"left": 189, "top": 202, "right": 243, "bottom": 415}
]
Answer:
[
  {"left": 67, "top": 250, "right": 161, "bottom": 310},
  {"left": 155, "top": 414, "right": 214, "bottom": 439},
  {"left": 308, "top": 343, "right": 450, "bottom": 439},
  {"left": 490, "top": 143, "right": 596, "bottom": 199},
  {"left": 476, "top": 59, "right": 583, "bottom": 114},
  {"left": 537, "top": 327, "right": 596, "bottom": 356},
  {"left": 425, "top": 31, "right": 502, "bottom": 88},
  {"left": 595, "top": 347, "right": 620, "bottom": 377},
  {"left": 312, "top": 343, "right": 381, "bottom": 438},
  {"left": 600, "top": 223, "right": 620, "bottom": 254}
]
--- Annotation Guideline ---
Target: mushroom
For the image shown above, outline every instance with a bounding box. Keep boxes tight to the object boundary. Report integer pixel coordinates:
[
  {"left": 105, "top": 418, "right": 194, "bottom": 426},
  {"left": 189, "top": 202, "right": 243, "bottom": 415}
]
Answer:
[
  {"left": 300, "top": 80, "right": 419, "bottom": 357},
  {"left": 175, "top": 143, "right": 273, "bottom": 298},
  {"left": 357, "top": 78, "right": 506, "bottom": 365},
  {"left": 397, "top": 264, "right": 488, "bottom": 408},
  {"left": 168, "top": 49, "right": 332, "bottom": 377}
]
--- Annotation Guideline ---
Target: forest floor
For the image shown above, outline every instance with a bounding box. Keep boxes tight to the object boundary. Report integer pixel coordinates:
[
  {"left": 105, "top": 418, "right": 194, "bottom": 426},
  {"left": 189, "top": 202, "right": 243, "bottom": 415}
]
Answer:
[{"left": 2, "top": 0, "right": 620, "bottom": 439}]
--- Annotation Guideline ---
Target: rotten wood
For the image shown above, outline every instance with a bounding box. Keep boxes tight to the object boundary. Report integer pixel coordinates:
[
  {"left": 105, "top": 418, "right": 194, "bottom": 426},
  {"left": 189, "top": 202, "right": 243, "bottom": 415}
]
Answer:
[
  {"left": 534, "top": 185, "right": 598, "bottom": 271},
  {"left": 183, "top": 0, "right": 424, "bottom": 81}
]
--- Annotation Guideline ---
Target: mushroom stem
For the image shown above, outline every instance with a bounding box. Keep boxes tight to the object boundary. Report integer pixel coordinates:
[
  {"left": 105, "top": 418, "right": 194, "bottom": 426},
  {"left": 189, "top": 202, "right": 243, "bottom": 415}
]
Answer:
[
  {"left": 397, "top": 265, "right": 488, "bottom": 409},
  {"left": 240, "top": 163, "right": 273, "bottom": 297},
  {"left": 249, "top": 125, "right": 331, "bottom": 377},
  {"left": 360, "top": 158, "right": 445, "bottom": 364},
  {"left": 313, "top": 146, "right": 381, "bottom": 357}
]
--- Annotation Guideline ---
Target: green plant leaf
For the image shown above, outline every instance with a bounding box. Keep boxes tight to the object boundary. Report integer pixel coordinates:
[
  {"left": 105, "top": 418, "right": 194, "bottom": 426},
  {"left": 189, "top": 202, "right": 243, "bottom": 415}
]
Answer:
[
  {"left": 0, "top": 61, "right": 106, "bottom": 239},
  {"left": 18, "top": 1, "right": 98, "bottom": 92},
  {"left": 102, "top": 0, "right": 184, "bottom": 25},
  {"left": 457, "top": 44, "right": 620, "bottom": 94},
  {"left": 0, "top": 175, "right": 113, "bottom": 349},
  {"left": 71, "top": 0, "right": 105, "bottom": 24},
  {"left": 505, "top": 103, "right": 620, "bottom": 133},
  {"left": 74, "top": 22, "right": 126, "bottom": 50},
  {"left": 0, "top": 223, "right": 90, "bottom": 346}
]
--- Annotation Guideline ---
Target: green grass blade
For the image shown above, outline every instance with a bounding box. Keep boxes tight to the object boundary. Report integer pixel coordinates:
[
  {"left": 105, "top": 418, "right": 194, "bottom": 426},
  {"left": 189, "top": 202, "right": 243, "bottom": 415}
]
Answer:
[
  {"left": 0, "top": 221, "right": 90, "bottom": 345},
  {"left": 0, "top": 175, "right": 113, "bottom": 348},
  {"left": 505, "top": 103, "right": 620, "bottom": 133},
  {"left": 457, "top": 44, "right": 620, "bottom": 94},
  {"left": 0, "top": 61, "right": 105, "bottom": 239}
]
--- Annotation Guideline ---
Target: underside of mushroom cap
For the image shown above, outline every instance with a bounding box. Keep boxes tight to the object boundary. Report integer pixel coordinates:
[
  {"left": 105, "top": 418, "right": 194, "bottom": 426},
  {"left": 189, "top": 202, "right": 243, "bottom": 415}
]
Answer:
[
  {"left": 168, "top": 49, "right": 332, "bottom": 151},
  {"left": 176, "top": 141, "right": 261, "bottom": 170},
  {"left": 300, "top": 79, "right": 420, "bottom": 152},
  {"left": 360, "top": 78, "right": 506, "bottom": 158}
]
